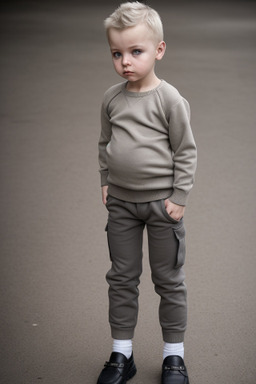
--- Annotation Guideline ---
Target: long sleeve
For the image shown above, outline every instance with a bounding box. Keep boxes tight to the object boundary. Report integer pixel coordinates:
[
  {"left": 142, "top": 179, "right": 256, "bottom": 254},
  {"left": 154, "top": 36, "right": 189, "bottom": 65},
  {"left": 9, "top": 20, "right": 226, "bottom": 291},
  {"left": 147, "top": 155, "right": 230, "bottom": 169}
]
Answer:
[
  {"left": 98, "top": 101, "right": 112, "bottom": 186},
  {"left": 168, "top": 98, "right": 197, "bottom": 206}
]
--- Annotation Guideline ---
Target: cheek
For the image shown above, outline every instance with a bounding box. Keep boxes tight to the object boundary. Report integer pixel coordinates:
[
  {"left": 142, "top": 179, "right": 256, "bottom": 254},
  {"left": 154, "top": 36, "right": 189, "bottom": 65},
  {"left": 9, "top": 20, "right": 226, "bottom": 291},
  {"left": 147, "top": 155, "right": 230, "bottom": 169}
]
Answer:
[
  {"left": 136, "top": 58, "right": 151, "bottom": 71},
  {"left": 112, "top": 60, "right": 121, "bottom": 70}
]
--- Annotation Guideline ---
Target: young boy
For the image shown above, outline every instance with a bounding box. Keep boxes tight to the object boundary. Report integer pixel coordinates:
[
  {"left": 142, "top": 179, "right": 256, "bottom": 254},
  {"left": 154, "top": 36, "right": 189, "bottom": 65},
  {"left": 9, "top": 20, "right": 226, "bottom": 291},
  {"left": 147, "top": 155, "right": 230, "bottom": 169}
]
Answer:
[{"left": 97, "top": 2, "right": 197, "bottom": 384}]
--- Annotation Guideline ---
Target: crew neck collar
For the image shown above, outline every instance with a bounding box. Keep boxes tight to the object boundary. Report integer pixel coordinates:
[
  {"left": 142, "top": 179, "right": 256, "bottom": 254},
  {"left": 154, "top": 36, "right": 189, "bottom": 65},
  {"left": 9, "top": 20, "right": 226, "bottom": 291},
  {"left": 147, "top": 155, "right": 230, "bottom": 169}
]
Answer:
[{"left": 122, "top": 80, "right": 164, "bottom": 97}]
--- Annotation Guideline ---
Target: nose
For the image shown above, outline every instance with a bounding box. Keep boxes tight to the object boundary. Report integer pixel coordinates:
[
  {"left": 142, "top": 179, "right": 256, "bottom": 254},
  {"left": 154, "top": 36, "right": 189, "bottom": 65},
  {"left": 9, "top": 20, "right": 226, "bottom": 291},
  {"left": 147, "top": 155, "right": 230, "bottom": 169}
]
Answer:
[{"left": 122, "top": 54, "right": 131, "bottom": 66}]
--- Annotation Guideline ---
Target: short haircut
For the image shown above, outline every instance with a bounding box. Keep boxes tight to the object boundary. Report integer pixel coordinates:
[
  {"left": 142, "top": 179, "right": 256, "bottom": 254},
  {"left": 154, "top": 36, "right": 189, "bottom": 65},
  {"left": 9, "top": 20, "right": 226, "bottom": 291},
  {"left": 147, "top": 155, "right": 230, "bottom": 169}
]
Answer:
[{"left": 104, "top": 1, "right": 164, "bottom": 43}]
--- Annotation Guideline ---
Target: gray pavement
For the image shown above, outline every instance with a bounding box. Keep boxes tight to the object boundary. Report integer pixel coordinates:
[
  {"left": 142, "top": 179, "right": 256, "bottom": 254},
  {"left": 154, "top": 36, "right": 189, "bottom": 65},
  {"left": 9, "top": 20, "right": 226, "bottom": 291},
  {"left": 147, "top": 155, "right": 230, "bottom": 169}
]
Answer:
[{"left": 1, "top": 1, "right": 256, "bottom": 383}]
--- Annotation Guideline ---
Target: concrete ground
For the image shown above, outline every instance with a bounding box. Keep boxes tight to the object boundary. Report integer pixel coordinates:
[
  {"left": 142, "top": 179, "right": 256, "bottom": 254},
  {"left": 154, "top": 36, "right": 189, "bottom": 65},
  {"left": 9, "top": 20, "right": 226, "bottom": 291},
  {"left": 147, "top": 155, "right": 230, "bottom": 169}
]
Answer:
[{"left": 1, "top": 1, "right": 256, "bottom": 383}]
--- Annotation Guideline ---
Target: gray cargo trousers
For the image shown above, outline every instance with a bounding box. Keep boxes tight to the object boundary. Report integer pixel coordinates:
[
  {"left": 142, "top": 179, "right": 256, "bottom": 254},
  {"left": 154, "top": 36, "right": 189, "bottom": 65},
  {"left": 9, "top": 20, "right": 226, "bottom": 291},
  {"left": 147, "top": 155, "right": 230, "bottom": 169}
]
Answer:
[{"left": 105, "top": 195, "right": 187, "bottom": 343}]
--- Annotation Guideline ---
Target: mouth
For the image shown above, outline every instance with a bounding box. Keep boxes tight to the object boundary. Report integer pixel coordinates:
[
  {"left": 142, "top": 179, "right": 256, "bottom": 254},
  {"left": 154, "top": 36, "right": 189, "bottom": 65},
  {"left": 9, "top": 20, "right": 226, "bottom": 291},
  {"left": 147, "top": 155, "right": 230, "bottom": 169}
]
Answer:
[{"left": 123, "top": 71, "right": 134, "bottom": 75}]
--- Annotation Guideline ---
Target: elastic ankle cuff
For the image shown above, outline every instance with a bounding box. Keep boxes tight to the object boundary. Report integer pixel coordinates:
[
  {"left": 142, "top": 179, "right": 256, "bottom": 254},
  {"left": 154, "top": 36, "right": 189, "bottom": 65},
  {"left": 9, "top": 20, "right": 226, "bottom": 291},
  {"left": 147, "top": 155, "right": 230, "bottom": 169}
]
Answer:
[
  {"left": 111, "top": 327, "right": 134, "bottom": 340},
  {"left": 162, "top": 331, "right": 185, "bottom": 343}
]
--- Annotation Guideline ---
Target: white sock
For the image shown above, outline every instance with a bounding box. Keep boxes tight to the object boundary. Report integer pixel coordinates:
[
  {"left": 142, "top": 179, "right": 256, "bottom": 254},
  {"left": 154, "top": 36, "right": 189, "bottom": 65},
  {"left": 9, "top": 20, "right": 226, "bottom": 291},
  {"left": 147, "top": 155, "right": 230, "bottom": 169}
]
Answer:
[
  {"left": 163, "top": 342, "right": 184, "bottom": 360},
  {"left": 112, "top": 339, "right": 133, "bottom": 359}
]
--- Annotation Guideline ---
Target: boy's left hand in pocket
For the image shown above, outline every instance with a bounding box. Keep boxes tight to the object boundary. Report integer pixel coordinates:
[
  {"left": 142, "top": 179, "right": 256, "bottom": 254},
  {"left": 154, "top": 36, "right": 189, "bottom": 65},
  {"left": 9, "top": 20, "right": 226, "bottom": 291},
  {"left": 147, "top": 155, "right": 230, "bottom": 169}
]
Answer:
[{"left": 164, "top": 199, "right": 185, "bottom": 221}]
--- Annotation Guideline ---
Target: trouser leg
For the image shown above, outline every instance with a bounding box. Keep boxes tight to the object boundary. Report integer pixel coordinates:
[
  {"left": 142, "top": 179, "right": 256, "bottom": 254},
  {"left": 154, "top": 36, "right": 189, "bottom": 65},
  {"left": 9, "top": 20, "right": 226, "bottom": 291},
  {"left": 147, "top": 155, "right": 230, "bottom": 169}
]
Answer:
[
  {"left": 147, "top": 200, "right": 187, "bottom": 343},
  {"left": 105, "top": 196, "right": 144, "bottom": 340}
]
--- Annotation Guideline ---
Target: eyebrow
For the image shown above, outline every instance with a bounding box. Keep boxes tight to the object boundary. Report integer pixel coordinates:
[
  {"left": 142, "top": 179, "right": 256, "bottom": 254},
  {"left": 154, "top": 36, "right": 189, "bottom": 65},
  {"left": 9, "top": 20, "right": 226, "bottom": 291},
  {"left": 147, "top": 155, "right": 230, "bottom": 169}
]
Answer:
[{"left": 110, "top": 44, "right": 145, "bottom": 51}]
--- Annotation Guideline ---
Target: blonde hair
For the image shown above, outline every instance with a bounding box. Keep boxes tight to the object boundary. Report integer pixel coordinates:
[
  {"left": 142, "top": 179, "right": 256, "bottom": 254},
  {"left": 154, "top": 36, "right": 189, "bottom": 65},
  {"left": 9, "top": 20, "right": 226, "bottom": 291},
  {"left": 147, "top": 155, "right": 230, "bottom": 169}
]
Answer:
[{"left": 104, "top": 1, "right": 164, "bottom": 43}]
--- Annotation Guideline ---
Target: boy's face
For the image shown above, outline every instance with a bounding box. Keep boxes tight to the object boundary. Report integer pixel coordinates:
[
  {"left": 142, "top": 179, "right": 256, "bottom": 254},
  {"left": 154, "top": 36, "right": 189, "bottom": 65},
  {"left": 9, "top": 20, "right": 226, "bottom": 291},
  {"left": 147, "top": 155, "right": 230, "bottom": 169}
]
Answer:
[{"left": 108, "top": 23, "right": 165, "bottom": 85}]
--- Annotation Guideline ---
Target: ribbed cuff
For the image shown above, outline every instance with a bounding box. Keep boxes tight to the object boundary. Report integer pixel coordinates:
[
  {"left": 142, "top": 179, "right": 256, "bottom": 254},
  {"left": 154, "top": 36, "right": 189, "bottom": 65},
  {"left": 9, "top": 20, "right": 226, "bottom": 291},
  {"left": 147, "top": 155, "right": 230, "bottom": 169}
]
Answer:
[
  {"left": 169, "top": 189, "right": 188, "bottom": 206},
  {"left": 100, "top": 170, "right": 108, "bottom": 186},
  {"left": 111, "top": 327, "right": 135, "bottom": 341},
  {"left": 162, "top": 331, "right": 185, "bottom": 343}
]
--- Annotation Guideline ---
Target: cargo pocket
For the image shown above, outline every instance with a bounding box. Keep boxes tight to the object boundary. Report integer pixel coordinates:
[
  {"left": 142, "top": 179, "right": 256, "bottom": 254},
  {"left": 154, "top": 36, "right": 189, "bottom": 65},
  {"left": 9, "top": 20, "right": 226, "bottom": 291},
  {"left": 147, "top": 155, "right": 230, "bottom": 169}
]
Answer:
[{"left": 173, "top": 222, "right": 186, "bottom": 269}]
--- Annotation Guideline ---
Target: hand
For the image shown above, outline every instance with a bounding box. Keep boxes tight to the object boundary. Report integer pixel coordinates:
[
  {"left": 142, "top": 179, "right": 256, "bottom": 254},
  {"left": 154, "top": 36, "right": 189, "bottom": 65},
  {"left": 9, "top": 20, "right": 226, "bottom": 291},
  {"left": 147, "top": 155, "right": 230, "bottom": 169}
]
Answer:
[
  {"left": 101, "top": 185, "right": 108, "bottom": 205},
  {"left": 164, "top": 199, "right": 185, "bottom": 221}
]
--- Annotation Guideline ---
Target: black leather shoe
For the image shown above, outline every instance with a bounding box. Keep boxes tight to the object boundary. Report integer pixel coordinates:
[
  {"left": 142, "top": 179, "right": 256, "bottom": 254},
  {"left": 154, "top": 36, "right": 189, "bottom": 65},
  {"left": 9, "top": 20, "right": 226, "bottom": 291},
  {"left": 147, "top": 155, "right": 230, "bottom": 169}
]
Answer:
[
  {"left": 97, "top": 352, "right": 137, "bottom": 384},
  {"left": 162, "top": 355, "right": 189, "bottom": 384}
]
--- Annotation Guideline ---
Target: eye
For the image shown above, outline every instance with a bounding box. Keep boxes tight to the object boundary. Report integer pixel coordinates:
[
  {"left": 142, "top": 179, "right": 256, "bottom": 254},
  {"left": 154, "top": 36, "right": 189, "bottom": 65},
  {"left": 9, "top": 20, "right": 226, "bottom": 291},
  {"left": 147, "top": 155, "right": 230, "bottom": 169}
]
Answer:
[
  {"left": 132, "top": 49, "right": 142, "bottom": 56},
  {"left": 112, "top": 51, "right": 122, "bottom": 59}
]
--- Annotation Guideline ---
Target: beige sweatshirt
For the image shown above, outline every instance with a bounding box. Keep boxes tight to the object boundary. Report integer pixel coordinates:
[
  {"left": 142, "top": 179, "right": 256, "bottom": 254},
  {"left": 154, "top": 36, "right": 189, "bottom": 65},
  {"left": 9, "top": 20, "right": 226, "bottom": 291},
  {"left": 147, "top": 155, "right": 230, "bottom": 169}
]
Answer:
[{"left": 98, "top": 80, "right": 197, "bottom": 205}]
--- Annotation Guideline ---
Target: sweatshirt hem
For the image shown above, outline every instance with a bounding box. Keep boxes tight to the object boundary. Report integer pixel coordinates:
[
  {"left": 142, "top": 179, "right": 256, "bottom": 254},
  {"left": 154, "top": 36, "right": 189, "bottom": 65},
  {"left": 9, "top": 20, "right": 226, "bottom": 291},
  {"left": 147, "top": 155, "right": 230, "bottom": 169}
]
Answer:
[{"left": 108, "top": 184, "right": 172, "bottom": 203}]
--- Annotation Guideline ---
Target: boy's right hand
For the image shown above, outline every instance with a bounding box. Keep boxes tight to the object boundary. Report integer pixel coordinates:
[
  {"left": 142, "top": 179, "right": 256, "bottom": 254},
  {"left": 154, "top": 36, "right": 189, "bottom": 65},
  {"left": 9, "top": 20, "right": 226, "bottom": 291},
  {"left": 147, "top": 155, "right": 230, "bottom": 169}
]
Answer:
[{"left": 101, "top": 185, "right": 108, "bottom": 205}]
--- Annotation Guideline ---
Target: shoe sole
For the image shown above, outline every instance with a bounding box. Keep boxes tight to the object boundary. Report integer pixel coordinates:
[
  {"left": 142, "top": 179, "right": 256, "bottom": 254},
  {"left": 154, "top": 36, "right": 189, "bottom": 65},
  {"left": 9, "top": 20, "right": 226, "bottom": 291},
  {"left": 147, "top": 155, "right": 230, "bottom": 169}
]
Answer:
[{"left": 97, "top": 364, "right": 137, "bottom": 384}]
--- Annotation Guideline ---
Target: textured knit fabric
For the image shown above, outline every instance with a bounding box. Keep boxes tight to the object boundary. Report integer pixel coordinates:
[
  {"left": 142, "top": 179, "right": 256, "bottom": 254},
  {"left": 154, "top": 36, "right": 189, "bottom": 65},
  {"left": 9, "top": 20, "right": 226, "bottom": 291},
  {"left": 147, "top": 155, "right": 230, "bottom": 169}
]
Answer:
[
  {"left": 163, "top": 342, "right": 184, "bottom": 360},
  {"left": 112, "top": 339, "right": 133, "bottom": 359},
  {"left": 99, "top": 80, "right": 197, "bottom": 206}
]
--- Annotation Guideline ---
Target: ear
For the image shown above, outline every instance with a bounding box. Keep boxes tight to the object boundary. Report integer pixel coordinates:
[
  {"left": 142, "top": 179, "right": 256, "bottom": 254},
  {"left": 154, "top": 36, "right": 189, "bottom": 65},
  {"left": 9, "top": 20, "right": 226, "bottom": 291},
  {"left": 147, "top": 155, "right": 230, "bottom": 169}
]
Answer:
[{"left": 155, "top": 41, "right": 166, "bottom": 61}]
